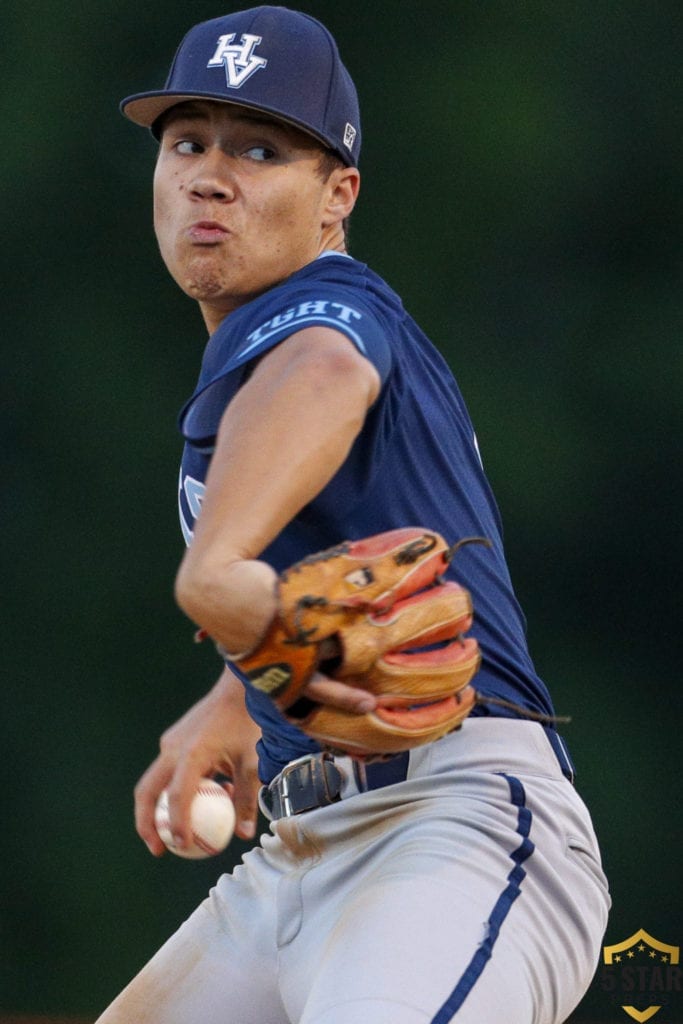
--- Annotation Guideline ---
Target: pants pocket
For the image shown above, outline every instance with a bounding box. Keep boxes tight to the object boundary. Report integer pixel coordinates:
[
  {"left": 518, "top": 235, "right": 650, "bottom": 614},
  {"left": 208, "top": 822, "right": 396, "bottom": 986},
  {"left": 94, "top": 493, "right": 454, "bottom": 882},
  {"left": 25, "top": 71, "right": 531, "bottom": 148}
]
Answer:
[{"left": 566, "top": 834, "right": 611, "bottom": 911}]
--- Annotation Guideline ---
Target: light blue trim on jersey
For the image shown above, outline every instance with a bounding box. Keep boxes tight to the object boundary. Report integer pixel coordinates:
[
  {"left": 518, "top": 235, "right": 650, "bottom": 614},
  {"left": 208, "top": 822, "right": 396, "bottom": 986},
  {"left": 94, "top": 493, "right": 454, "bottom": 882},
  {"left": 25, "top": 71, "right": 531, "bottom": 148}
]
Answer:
[
  {"left": 236, "top": 314, "right": 367, "bottom": 361},
  {"left": 317, "top": 249, "right": 352, "bottom": 260},
  {"left": 429, "top": 774, "right": 534, "bottom": 1023}
]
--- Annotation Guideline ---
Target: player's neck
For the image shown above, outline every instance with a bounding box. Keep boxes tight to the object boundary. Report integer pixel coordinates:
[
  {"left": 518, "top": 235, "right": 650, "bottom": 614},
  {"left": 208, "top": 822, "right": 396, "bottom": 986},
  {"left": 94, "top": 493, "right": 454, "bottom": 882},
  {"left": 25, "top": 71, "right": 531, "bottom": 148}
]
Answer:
[
  {"left": 319, "top": 222, "right": 347, "bottom": 257},
  {"left": 198, "top": 242, "right": 349, "bottom": 334}
]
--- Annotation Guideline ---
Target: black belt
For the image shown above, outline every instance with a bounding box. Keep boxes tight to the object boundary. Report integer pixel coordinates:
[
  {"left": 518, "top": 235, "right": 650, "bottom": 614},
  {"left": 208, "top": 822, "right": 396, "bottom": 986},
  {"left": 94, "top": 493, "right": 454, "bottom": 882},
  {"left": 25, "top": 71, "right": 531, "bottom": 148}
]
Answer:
[{"left": 258, "top": 751, "right": 410, "bottom": 821}]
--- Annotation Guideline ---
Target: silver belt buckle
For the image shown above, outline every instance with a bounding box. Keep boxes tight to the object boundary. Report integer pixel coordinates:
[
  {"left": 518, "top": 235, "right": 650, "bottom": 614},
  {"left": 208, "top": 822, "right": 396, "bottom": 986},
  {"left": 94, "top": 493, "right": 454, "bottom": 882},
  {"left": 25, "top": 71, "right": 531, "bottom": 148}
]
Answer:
[
  {"left": 259, "top": 752, "right": 347, "bottom": 821},
  {"left": 258, "top": 753, "right": 316, "bottom": 820},
  {"left": 278, "top": 753, "right": 316, "bottom": 818}
]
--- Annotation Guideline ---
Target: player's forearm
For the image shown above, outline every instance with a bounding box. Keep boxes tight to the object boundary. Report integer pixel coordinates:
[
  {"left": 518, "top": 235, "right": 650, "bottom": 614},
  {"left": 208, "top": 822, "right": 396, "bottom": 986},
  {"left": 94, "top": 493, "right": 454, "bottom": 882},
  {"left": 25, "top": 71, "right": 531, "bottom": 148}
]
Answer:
[{"left": 212, "top": 662, "right": 259, "bottom": 717}]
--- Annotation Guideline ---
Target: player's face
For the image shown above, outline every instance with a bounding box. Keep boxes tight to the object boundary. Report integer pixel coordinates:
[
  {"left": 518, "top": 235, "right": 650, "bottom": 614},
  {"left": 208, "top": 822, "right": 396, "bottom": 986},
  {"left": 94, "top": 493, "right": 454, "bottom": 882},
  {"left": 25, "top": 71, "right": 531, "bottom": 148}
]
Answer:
[{"left": 153, "top": 102, "right": 352, "bottom": 330}]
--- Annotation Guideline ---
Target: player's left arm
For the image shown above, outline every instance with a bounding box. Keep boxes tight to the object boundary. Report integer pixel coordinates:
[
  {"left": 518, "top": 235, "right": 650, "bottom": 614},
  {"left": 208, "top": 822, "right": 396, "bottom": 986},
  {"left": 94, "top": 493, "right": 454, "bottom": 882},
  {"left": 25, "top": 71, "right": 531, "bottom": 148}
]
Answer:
[{"left": 175, "top": 324, "right": 380, "bottom": 676}]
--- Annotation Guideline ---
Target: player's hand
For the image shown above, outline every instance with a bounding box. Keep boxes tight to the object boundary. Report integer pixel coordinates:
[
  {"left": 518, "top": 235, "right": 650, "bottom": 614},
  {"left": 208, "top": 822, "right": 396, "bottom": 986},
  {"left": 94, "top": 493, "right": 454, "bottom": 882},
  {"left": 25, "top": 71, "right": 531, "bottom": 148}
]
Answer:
[
  {"left": 134, "top": 666, "right": 262, "bottom": 856},
  {"left": 300, "top": 671, "right": 377, "bottom": 714}
]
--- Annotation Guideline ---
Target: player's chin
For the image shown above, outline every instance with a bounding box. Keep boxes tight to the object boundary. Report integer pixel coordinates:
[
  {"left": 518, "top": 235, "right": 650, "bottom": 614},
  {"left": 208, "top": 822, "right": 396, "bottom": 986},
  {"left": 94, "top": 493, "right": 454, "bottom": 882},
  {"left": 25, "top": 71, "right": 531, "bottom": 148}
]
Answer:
[
  {"left": 174, "top": 251, "right": 232, "bottom": 299},
  {"left": 182, "top": 270, "right": 228, "bottom": 301}
]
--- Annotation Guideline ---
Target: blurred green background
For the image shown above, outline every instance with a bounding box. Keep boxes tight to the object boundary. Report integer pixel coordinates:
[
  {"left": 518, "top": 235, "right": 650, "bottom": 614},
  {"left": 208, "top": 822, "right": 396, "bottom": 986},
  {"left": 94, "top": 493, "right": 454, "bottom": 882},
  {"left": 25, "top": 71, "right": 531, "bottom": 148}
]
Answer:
[{"left": 2, "top": 1, "right": 680, "bottom": 1021}]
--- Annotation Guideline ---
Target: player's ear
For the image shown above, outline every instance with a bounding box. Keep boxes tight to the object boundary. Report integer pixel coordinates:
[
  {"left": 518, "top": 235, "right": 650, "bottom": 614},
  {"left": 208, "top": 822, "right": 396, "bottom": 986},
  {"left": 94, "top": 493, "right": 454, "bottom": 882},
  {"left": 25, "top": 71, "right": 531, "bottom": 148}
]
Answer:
[{"left": 322, "top": 166, "right": 360, "bottom": 228}]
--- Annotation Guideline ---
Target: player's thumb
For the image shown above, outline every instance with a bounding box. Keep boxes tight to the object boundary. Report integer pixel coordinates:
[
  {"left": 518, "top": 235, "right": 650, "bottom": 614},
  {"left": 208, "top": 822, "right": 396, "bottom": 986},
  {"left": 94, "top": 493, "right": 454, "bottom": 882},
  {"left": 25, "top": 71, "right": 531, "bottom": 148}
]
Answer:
[{"left": 230, "top": 760, "right": 260, "bottom": 840}]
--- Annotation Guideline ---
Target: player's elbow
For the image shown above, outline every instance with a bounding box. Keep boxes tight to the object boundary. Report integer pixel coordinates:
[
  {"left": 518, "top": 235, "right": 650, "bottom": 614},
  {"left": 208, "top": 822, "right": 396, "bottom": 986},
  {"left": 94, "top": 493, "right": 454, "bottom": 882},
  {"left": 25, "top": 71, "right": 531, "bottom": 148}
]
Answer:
[
  {"left": 174, "top": 555, "right": 217, "bottom": 625},
  {"left": 174, "top": 558, "right": 234, "bottom": 643},
  {"left": 174, "top": 551, "right": 278, "bottom": 650}
]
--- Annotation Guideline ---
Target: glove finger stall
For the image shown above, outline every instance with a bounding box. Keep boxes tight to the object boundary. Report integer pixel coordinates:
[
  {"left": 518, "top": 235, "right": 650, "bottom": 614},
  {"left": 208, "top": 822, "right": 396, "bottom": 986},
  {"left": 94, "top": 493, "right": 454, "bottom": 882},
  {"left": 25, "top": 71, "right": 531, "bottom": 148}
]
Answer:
[
  {"left": 334, "top": 582, "right": 473, "bottom": 676},
  {"left": 342, "top": 636, "right": 480, "bottom": 704},
  {"left": 292, "top": 685, "right": 477, "bottom": 758}
]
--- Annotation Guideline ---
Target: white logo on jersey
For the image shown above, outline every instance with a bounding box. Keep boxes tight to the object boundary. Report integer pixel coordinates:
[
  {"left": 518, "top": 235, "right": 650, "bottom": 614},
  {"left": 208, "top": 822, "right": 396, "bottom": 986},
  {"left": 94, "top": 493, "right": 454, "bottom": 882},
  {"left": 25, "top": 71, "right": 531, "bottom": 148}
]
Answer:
[
  {"left": 207, "top": 33, "right": 268, "bottom": 89},
  {"left": 179, "top": 471, "right": 206, "bottom": 545}
]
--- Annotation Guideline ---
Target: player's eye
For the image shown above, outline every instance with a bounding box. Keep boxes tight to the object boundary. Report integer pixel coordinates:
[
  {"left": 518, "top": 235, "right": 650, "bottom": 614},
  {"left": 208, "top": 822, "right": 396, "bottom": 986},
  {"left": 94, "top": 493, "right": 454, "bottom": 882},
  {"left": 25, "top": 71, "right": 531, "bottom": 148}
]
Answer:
[
  {"left": 243, "top": 145, "right": 276, "bottom": 162},
  {"left": 174, "top": 139, "right": 204, "bottom": 155}
]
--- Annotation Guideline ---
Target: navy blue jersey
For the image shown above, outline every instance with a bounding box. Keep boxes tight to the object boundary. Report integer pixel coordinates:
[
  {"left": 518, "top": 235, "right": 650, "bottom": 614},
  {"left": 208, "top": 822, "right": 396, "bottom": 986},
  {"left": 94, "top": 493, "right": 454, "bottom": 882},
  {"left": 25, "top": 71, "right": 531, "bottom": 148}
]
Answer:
[{"left": 178, "top": 253, "right": 562, "bottom": 782}]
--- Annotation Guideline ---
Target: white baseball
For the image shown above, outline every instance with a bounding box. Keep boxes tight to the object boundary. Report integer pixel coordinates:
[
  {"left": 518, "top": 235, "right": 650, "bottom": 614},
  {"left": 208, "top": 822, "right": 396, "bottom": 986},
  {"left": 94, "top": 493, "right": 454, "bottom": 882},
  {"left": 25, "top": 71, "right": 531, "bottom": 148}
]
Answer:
[{"left": 154, "top": 778, "right": 236, "bottom": 859}]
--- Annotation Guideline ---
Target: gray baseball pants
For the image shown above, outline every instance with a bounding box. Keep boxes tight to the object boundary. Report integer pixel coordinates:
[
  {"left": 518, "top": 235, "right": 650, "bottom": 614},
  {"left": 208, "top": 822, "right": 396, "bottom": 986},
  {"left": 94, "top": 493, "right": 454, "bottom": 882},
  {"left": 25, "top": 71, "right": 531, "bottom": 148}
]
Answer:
[{"left": 95, "top": 719, "right": 610, "bottom": 1023}]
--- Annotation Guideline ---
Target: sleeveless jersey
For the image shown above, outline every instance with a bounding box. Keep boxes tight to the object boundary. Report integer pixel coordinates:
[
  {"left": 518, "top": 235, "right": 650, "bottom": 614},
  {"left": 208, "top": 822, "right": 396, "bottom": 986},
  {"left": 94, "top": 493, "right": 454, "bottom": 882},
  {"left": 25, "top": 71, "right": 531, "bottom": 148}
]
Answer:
[{"left": 178, "top": 253, "right": 562, "bottom": 782}]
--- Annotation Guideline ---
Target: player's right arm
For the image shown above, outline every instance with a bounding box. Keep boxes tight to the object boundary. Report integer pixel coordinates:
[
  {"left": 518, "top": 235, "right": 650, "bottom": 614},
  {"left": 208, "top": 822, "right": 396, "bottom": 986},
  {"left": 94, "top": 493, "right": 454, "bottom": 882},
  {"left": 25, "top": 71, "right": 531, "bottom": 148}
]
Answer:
[
  {"left": 134, "top": 664, "right": 262, "bottom": 854},
  {"left": 174, "top": 324, "right": 381, "bottom": 709}
]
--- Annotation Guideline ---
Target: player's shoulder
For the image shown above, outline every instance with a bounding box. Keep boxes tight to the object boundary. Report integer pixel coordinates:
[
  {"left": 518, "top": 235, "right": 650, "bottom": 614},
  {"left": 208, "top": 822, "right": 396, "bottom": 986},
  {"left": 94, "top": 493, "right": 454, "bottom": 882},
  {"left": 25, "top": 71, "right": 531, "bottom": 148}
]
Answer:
[
  {"left": 209, "top": 255, "right": 398, "bottom": 370},
  {"left": 180, "top": 256, "right": 398, "bottom": 445}
]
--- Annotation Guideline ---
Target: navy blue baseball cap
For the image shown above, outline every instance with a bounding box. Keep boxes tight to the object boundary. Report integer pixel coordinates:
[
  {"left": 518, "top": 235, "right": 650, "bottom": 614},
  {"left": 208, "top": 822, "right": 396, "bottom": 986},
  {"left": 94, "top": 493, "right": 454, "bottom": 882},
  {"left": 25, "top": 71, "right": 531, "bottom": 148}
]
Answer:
[{"left": 120, "top": 6, "right": 361, "bottom": 166}]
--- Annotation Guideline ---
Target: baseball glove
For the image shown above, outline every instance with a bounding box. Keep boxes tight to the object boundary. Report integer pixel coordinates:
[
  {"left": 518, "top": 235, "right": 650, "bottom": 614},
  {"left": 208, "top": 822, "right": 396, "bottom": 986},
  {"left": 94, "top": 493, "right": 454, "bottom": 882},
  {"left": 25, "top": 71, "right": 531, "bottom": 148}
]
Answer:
[{"left": 227, "top": 528, "right": 486, "bottom": 759}]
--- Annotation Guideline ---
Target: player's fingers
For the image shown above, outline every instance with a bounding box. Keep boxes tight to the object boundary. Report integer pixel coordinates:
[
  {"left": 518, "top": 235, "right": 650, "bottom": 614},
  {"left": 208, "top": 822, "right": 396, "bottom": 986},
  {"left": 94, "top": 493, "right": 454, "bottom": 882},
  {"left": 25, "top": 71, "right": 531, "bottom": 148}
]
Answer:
[
  {"left": 229, "top": 754, "right": 261, "bottom": 840},
  {"left": 134, "top": 758, "right": 173, "bottom": 857},
  {"left": 161, "top": 752, "right": 213, "bottom": 853},
  {"left": 303, "top": 672, "right": 376, "bottom": 713}
]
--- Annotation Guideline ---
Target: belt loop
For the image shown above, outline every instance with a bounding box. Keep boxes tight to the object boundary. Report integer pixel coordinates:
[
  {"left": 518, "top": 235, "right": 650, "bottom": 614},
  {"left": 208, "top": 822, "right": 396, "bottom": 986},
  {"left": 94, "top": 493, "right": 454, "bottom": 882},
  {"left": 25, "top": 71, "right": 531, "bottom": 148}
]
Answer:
[
  {"left": 352, "top": 759, "right": 368, "bottom": 792},
  {"left": 545, "top": 728, "right": 576, "bottom": 784}
]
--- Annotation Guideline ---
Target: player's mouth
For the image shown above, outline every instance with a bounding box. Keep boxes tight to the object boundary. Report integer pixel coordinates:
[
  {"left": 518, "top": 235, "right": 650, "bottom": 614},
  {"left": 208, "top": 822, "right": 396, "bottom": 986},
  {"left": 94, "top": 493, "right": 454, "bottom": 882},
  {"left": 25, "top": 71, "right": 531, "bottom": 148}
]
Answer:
[{"left": 187, "top": 221, "right": 230, "bottom": 243}]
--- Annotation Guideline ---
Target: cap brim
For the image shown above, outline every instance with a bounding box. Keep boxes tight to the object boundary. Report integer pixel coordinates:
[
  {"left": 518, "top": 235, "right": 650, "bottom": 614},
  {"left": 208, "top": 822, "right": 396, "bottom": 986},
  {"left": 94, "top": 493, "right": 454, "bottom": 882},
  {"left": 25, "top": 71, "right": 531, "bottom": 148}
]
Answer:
[
  {"left": 120, "top": 91, "right": 355, "bottom": 165},
  {"left": 121, "top": 91, "right": 239, "bottom": 129}
]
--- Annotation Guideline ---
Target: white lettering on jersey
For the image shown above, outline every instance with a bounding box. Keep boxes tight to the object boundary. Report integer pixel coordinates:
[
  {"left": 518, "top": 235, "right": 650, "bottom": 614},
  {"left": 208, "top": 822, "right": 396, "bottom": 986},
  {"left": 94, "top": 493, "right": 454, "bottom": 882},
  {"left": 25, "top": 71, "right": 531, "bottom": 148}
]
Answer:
[
  {"left": 239, "top": 300, "right": 365, "bottom": 360},
  {"left": 207, "top": 33, "right": 268, "bottom": 89},
  {"left": 330, "top": 301, "right": 361, "bottom": 324}
]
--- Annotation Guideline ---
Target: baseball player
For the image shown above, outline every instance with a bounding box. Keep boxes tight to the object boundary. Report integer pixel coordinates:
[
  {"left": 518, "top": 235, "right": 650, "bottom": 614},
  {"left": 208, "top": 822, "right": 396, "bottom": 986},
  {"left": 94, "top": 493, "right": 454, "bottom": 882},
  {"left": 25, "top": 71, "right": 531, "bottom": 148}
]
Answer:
[{"left": 96, "top": 7, "right": 610, "bottom": 1023}]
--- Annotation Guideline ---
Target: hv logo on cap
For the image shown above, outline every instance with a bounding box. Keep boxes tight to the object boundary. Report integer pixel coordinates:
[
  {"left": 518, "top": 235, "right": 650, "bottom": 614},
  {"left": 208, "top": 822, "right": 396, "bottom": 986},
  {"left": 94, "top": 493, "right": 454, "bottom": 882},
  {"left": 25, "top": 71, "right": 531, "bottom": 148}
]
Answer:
[
  {"left": 207, "top": 33, "right": 268, "bottom": 89},
  {"left": 121, "top": 9, "right": 361, "bottom": 166}
]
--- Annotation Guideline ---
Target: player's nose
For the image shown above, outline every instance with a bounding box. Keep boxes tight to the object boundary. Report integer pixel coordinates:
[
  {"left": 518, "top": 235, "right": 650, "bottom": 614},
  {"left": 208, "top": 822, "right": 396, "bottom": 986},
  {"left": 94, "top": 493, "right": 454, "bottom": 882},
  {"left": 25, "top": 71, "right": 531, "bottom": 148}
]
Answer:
[{"left": 189, "top": 149, "right": 236, "bottom": 202}]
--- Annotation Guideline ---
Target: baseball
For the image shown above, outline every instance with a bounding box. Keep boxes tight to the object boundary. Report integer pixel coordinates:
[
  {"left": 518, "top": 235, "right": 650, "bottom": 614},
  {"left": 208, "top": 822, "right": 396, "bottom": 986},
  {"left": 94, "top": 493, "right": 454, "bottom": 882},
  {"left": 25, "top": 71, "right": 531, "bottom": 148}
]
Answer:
[{"left": 154, "top": 778, "right": 236, "bottom": 859}]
